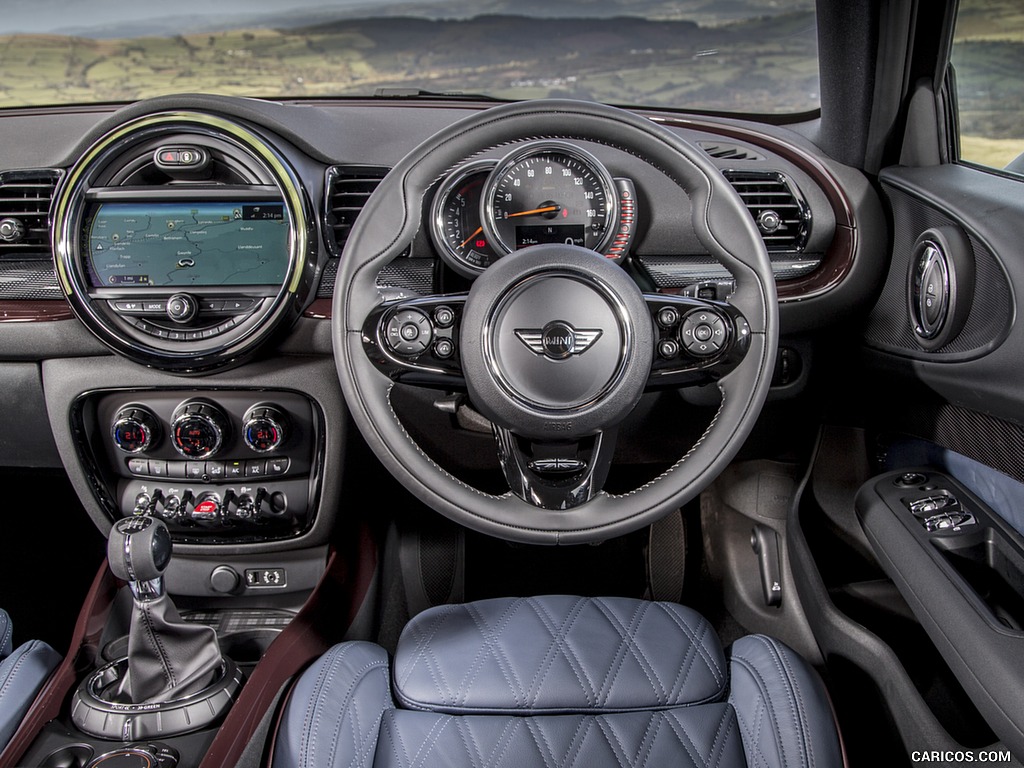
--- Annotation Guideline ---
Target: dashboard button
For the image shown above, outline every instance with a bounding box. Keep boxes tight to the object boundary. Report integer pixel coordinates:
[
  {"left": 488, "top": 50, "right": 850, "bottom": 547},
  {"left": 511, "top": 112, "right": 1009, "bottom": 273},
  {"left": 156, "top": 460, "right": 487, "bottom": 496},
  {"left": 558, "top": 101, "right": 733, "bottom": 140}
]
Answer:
[
  {"left": 206, "top": 461, "right": 225, "bottom": 479},
  {"left": 111, "top": 300, "right": 146, "bottom": 314},
  {"left": 267, "top": 457, "right": 290, "bottom": 476},
  {"left": 128, "top": 458, "right": 148, "bottom": 475},
  {"left": 224, "top": 298, "right": 256, "bottom": 313},
  {"left": 186, "top": 461, "right": 206, "bottom": 479},
  {"left": 200, "top": 299, "right": 225, "bottom": 312},
  {"left": 148, "top": 460, "right": 168, "bottom": 477},
  {"left": 245, "top": 459, "right": 266, "bottom": 477},
  {"left": 225, "top": 460, "right": 245, "bottom": 478},
  {"left": 167, "top": 461, "right": 187, "bottom": 479},
  {"left": 143, "top": 300, "right": 167, "bottom": 313}
]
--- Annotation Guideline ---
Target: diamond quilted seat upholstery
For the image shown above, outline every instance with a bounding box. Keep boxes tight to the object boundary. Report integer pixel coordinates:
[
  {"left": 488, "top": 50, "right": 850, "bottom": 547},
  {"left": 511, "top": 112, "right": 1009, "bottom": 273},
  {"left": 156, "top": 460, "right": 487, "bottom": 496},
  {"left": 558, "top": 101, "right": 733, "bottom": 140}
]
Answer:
[{"left": 273, "top": 596, "right": 843, "bottom": 768}]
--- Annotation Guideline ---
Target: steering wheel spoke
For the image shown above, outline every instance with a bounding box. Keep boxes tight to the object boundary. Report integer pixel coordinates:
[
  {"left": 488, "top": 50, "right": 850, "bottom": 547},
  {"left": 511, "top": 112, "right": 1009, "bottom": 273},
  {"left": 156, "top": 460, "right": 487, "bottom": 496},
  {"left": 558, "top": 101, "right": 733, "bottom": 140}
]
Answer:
[
  {"left": 494, "top": 425, "right": 618, "bottom": 510},
  {"left": 361, "top": 294, "right": 467, "bottom": 388},
  {"left": 644, "top": 293, "right": 752, "bottom": 389}
]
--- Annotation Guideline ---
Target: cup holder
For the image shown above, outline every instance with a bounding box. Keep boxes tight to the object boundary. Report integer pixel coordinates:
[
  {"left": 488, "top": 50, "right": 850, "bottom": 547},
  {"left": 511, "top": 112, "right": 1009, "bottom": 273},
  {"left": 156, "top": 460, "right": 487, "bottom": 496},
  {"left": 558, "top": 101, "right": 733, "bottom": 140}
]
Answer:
[
  {"left": 39, "top": 744, "right": 93, "bottom": 768},
  {"left": 218, "top": 628, "right": 280, "bottom": 663}
]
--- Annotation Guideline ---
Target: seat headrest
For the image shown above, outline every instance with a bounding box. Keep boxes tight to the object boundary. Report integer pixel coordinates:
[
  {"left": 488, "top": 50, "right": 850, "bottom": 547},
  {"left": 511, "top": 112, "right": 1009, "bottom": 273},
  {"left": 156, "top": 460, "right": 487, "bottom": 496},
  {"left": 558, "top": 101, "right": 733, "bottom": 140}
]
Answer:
[{"left": 393, "top": 595, "right": 727, "bottom": 715}]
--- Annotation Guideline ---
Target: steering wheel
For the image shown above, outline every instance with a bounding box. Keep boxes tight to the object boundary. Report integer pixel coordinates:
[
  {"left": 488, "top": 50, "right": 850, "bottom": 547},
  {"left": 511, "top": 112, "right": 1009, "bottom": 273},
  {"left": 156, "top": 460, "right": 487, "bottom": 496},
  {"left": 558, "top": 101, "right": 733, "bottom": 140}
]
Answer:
[{"left": 333, "top": 100, "right": 777, "bottom": 544}]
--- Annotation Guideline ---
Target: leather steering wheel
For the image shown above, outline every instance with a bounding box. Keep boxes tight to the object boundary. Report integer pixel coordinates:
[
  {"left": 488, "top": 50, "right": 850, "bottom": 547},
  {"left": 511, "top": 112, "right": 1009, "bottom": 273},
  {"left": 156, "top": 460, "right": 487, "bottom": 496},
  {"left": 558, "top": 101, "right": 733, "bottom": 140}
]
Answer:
[{"left": 333, "top": 100, "right": 777, "bottom": 544}]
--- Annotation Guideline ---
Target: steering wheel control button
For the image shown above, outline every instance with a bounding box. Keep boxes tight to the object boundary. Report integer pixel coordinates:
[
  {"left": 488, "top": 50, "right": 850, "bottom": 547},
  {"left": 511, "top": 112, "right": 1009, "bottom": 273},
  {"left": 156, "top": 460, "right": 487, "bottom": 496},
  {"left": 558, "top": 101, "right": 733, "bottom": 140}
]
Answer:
[
  {"left": 243, "top": 405, "right": 286, "bottom": 453},
  {"left": 434, "top": 339, "right": 455, "bottom": 359},
  {"left": 165, "top": 293, "right": 198, "bottom": 324},
  {"left": 112, "top": 407, "right": 158, "bottom": 454},
  {"left": 656, "top": 307, "right": 679, "bottom": 328},
  {"left": 658, "top": 339, "right": 680, "bottom": 359},
  {"left": 680, "top": 311, "right": 727, "bottom": 357},
  {"left": 170, "top": 400, "right": 227, "bottom": 459},
  {"left": 433, "top": 306, "right": 456, "bottom": 328},
  {"left": 385, "top": 308, "right": 433, "bottom": 356}
]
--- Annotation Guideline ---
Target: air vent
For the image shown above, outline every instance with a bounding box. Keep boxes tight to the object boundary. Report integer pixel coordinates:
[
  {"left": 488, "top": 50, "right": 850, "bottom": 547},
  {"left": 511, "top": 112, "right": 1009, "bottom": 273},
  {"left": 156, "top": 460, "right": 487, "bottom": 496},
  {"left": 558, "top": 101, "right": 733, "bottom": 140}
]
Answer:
[
  {"left": 699, "top": 141, "right": 764, "bottom": 161},
  {"left": 0, "top": 171, "right": 60, "bottom": 260},
  {"left": 723, "top": 170, "right": 810, "bottom": 252},
  {"left": 324, "top": 166, "right": 390, "bottom": 256}
]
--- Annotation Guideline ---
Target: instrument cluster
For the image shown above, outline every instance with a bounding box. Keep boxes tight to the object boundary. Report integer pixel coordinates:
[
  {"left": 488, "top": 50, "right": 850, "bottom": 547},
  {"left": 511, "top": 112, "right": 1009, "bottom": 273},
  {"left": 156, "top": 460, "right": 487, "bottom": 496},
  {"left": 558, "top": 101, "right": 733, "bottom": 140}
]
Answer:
[{"left": 429, "top": 140, "right": 637, "bottom": 278}]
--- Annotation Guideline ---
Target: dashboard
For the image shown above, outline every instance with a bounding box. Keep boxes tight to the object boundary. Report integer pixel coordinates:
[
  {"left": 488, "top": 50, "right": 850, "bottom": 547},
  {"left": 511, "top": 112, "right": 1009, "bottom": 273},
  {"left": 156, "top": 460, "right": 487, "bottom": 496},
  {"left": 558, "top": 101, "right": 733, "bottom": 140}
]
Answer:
[{"left": 0, "top": 94, "right": 887, "bottom": 553}]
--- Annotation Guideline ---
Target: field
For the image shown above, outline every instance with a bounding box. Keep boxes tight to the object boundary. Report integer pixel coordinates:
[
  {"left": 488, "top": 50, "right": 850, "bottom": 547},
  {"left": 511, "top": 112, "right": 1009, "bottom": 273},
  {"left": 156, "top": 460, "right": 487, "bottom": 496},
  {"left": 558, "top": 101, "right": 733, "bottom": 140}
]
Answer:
[
  {"left": 0, "top": 12, "right": 819, "bottom": 113},
  {"left": 953, "top": 0, "right": 1024, "bottom": 168}
]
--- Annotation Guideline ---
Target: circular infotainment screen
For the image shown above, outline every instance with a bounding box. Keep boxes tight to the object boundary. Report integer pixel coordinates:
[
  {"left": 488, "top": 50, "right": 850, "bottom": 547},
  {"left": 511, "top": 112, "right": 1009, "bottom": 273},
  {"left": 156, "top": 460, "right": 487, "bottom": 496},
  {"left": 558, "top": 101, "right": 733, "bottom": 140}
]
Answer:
[{"left": 52, "top": 111, "right": 314, "bottom": 374}]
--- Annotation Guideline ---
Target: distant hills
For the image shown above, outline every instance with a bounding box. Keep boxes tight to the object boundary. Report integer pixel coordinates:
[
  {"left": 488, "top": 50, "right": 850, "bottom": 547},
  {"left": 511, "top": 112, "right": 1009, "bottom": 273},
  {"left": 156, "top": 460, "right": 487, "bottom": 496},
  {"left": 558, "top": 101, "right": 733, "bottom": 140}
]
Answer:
[{"left": 0, "top": 10, "right": 819, "bottom": 113}]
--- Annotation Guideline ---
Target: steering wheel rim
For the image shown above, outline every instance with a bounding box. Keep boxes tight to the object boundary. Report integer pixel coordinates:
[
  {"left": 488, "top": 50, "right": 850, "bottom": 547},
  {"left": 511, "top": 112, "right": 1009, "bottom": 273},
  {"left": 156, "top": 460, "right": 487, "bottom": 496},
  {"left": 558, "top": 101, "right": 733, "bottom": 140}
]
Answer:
[{"left": 333, "top": 99, "right": 778, "bottom": 544}]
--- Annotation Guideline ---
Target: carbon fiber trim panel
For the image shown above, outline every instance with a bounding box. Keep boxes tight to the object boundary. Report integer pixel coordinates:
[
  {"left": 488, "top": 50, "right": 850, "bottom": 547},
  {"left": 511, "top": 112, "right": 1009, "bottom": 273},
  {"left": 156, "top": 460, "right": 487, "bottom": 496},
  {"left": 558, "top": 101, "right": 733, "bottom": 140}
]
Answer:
[
  {"left": 318, "top": 256, "right": 434, "bottom": 298},
  {"left": 0, "top": 260, "right": 62, "bottom": 300},
  {"left": 863, "top": 184, "right": 1012, "bottom": 360}
]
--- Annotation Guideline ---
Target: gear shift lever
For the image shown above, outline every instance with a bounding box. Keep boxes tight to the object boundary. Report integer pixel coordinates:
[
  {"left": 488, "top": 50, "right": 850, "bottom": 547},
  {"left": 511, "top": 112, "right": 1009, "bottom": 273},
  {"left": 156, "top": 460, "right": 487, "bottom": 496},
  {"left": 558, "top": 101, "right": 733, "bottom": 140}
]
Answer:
[
  {"left": 107, "top": 514, "right": 173, "bottom": 601},
  {"left": 106, "top": 516, "right": 223, "bottom": 704}
]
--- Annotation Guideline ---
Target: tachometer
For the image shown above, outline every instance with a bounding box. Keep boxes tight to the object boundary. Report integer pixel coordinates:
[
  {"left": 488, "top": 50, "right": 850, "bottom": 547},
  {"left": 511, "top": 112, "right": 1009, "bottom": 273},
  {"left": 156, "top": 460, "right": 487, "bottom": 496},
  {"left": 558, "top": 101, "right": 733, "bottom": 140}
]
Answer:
[
  {"left": 430, "top": 160, "right": 501, "bottom": 278},
  {"left": 482, "top": 141, "right": 618, "bottom": 255}
]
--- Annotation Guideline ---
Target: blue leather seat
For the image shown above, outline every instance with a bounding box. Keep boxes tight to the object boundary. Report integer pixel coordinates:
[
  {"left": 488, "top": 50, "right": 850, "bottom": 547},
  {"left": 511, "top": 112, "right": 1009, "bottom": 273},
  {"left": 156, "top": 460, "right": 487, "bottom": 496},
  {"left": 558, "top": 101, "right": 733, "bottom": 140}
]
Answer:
[
  {"left": 0, "top": 608, "right": 61, "bottom": 753},
  {"left": 274, "top": 596, "right": 843, "bottom": 767}
]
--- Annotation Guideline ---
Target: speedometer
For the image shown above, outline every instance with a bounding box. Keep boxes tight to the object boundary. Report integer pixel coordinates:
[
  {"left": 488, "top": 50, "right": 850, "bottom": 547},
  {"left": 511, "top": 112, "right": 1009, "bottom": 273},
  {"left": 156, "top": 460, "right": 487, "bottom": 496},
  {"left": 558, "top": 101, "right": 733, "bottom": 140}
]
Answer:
[{"left": 482, "top": 141, "right": 618, "bottom": 255}]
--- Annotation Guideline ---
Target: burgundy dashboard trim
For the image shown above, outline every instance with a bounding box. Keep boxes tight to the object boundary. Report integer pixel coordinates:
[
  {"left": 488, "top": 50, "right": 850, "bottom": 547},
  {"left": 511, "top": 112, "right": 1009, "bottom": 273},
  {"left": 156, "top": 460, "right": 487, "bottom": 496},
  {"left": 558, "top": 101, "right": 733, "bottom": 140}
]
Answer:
[{"left": 0, "top": 299, "right": 74, "bottom": 322}]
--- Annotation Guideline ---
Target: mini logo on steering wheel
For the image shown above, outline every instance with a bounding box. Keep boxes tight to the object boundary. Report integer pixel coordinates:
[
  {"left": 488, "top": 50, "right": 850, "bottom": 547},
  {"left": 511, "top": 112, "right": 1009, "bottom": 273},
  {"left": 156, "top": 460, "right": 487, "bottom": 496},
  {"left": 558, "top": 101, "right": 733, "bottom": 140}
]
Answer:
[{"left": 515, "top": 321, "right": 602, "bottom": 360}]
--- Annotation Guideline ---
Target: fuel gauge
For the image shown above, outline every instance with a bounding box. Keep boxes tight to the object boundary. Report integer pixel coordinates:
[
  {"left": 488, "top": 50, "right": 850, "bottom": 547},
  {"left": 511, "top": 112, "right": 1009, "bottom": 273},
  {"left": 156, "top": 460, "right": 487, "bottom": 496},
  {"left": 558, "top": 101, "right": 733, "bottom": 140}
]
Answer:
[{"left": 430, "top": 160, "right": 500, "bottom": 278}]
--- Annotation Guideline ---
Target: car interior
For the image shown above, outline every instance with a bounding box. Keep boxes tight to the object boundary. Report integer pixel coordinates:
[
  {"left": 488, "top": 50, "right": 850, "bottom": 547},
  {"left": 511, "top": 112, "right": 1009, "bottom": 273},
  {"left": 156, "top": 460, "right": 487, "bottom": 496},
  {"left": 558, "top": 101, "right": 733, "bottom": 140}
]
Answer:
[{"left": 1, "top": 0, "right": 1024, "bottom": 765}]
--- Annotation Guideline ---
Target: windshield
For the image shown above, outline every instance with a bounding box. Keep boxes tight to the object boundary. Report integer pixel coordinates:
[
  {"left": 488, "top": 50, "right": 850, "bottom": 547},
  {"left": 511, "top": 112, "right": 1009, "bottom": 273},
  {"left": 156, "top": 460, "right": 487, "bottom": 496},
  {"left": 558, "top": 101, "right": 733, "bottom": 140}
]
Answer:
[{"left": 0, "top": 1, "right": 818, "bottom": 114}]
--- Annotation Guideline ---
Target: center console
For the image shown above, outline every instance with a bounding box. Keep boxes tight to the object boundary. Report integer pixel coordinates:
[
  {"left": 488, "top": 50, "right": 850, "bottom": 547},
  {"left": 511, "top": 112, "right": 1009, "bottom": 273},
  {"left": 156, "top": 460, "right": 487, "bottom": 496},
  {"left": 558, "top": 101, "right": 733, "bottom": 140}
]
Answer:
[{"left": 81, "top": 389, "right": 321, "bottom": 544}]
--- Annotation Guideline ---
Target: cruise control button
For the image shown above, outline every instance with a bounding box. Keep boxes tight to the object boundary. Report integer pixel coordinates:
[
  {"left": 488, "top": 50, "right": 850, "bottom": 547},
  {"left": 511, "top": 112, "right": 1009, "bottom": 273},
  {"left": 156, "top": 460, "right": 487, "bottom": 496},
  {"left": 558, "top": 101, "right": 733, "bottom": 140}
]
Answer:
[
  {"left": 433, "top": 306, "right": 455, "bottom": 328},
  {"left": 385, "top": 309, "right": 433, "bottom": 356},
  {"left": 434, "top": 339, "right": 455, "bottom": 359}
]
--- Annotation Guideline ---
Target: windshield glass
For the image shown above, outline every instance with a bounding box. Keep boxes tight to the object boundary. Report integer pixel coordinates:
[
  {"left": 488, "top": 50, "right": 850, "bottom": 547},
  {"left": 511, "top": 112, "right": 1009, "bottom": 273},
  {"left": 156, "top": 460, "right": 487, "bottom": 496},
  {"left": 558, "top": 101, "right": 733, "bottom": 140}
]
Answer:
[{"left": 1, "top": 1, "right": 818, "bottom": 113}]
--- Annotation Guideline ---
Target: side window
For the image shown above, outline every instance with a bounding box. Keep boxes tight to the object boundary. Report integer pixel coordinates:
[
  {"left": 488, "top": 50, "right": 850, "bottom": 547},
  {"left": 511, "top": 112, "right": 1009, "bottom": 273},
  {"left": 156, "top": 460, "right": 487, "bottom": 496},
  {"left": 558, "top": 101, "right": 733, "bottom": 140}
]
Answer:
[{"left": 951, "top": 0, "right": 1024, "bottom": 172}]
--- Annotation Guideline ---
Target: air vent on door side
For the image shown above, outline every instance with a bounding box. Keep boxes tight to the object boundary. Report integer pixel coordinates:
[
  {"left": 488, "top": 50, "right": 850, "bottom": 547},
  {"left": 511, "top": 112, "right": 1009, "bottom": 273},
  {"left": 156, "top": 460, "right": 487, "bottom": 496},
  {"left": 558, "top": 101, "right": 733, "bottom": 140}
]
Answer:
[
  {"left": 698, "top": 141, "right": 764, "bottom": 161},
  {"left": 0, "top": 171, "right": 60, "bottom": 260},
  {"left": 723, "top": 170, "right": 810, "bottom": 252},
  {"left": 324, "top": 165, "right": 390, "bottom": 257}
]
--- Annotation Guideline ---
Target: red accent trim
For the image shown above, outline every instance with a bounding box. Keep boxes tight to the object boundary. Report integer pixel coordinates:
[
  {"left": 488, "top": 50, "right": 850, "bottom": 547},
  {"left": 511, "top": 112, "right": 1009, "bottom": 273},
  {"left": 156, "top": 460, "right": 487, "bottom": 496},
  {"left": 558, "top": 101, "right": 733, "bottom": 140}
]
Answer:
[
  {"left": 198, "top": 525, "right": 378, "bottom": 768},
  {"left": 302, "top": 298, "right": 332, "bottom": 319},
  {"left": 0, "top": 300, "right": 74, "bottom": 323},
  {"left": 0, "top": 562, "right": 118, "bottom": 768}
]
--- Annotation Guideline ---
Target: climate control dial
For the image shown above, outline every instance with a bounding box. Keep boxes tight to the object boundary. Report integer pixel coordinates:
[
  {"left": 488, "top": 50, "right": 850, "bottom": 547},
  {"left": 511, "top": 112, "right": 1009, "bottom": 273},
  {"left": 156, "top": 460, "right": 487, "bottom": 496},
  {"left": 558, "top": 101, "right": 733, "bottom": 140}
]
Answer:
[
  {"left": 243, "top": 405, "right": 286, "bottom": 453},
  {"left": 111, "top": 406, "right": 158, "bottom": 454},
  {"left": 170, "top": 400, "right": 227, "bottom": 459}
]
